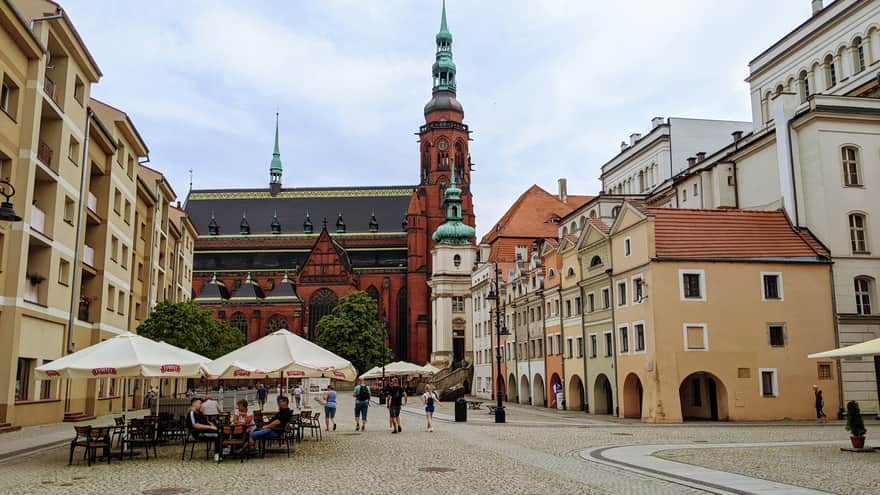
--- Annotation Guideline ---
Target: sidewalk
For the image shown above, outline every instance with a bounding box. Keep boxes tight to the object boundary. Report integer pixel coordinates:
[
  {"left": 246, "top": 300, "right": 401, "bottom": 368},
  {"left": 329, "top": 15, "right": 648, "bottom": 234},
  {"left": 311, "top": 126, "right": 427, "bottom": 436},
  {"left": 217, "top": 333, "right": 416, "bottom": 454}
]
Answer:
[{"left": 0, "top": 409, "right": 149, "bottom": 461}]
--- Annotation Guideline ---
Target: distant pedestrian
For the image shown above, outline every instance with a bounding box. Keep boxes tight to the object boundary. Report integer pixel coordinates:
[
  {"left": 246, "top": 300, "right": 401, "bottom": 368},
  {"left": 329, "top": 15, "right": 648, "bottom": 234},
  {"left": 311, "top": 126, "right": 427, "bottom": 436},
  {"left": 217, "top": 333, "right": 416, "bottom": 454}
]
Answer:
[
  {"left": 293, "top": 383, "right": 303, "bottom": 409},
  {"left": 386, "top": 377, "right": 407, "bottom": 433},
  {"left": 813, "top": 385, "right": 827, "bottom": 423},
  {"left": 256, "top": 383, "right": 268, "bottom": 410},
  {"left": 321, "top": 385, "right": 337, "bottom": 431},
  {"left": 353, "top": 378, "right": 371, "bottom": 431},
  {"left": 201, "top": 395, "right": 221, "bottom": 415},
  {"left": 421, "top": 384, "right": 439, "bottom": 432}
]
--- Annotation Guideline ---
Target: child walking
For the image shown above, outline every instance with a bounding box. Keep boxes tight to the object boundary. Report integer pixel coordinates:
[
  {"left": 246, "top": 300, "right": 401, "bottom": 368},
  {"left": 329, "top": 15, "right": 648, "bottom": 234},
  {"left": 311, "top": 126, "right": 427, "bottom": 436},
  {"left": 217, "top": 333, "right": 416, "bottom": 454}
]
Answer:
[
  {"left": 421, "top": 384, "right": 439, "bottom": 432},
  {"left": 321, "top": 385, "right": 337, "bottom": 431}
]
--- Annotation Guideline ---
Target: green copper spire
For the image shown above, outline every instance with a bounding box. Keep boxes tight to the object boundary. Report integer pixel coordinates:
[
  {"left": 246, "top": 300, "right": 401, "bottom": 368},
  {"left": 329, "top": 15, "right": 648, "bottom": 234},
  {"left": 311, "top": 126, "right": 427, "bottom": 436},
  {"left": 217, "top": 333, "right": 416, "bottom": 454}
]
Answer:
[
  {"left": 432, "top": 165, "right": 474, "bottom": 245},
  {"left": 269, "top": 112, "right": 282, "bottom": 185},
  {"left": 432, "top": 0, "right": 456, "bottom": 94}
]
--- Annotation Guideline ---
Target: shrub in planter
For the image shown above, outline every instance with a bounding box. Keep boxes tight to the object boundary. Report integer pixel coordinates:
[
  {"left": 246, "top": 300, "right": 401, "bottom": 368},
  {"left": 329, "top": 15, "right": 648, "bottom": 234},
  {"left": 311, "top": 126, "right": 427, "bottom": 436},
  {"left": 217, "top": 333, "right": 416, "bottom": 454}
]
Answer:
[
  {"left": 26, "top": 273, "right": 45, "bottom": 285},
  {"left": 845, "top": 400, "right": 867, "bottom": 449}
]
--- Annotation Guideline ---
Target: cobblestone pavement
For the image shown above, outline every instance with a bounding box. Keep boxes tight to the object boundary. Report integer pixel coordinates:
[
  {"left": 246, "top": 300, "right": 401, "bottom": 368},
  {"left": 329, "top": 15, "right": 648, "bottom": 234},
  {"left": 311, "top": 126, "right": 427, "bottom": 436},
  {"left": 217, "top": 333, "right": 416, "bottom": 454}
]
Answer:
[{"left": 0, "top": 394, "right": 875, "bottom": 495}]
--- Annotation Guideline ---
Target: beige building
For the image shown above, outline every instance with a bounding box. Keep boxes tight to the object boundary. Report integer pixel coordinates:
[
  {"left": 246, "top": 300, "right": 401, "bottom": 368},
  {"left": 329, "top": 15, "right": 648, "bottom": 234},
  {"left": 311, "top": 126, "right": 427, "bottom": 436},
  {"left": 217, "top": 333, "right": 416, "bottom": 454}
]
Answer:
[
  {"left": 611, "top": 203, "right": 839, "bottom": 422},
  {"left": 0, "top": 0, "right": 191, "bottom": 427}
]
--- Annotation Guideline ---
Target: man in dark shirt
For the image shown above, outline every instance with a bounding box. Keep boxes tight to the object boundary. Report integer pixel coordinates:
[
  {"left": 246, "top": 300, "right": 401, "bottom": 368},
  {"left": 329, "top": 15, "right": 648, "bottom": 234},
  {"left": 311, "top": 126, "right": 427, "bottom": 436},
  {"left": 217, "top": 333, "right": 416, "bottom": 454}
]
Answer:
[
  {"left": 186, "top": 397, "right": 221, "bottom": 461},
  {"left": 386, "top": 377, "right": 407, "bottom": 433},
  {"left": 250, "top": 396, "right": 293, "bottom": 448}
]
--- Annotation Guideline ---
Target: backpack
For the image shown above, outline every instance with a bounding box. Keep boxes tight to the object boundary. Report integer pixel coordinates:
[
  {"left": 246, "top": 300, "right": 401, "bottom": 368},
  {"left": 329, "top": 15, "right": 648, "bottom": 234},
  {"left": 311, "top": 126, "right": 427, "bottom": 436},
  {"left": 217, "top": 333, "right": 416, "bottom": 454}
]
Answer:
[
  {"left": 426, "top": 393, "right": 435, "bottom": 407},
  {"left": 357, "top": 385, "right": 371, "bottom": 401}
]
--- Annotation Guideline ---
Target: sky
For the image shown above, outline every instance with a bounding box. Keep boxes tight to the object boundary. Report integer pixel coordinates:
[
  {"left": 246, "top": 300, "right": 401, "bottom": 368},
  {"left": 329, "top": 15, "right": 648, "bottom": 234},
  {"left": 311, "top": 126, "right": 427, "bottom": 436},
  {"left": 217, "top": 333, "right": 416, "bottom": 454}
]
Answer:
[{"left": 61, "top": 0, "right": 814, "bottom": 237}]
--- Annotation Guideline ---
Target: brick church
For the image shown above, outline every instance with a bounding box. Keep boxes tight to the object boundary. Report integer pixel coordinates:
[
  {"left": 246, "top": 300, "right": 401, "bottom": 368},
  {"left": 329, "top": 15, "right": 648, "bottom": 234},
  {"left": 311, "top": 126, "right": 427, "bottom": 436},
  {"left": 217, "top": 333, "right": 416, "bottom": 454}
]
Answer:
[{"left": 185, "top": 3, "right": 475, "bottom": 364}]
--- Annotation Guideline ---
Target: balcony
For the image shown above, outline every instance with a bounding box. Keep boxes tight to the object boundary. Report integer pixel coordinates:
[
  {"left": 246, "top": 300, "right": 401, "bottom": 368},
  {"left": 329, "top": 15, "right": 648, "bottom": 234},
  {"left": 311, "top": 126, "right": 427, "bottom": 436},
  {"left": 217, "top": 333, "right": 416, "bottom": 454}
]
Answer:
[
  {"left": 30, "top": 204, "right": 46, "bottom": 235},
  {"left": 43, "top": 76, "right": 59, "bottom": 106},
  {"left": 37, "top": 142, "right": 53, "bottom": 169},
  {"left": 87, "top": 192, "right": 97, "bottom": 213},
  {"left": 83, "top": 244, "right": 95, "bottom": 267}
]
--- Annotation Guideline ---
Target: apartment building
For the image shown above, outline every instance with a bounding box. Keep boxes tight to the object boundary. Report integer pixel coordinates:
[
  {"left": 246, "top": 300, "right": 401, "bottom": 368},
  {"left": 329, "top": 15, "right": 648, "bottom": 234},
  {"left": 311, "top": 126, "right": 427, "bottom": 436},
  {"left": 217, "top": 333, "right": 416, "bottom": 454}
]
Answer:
[
  {"left": 557, "top": 235, "right": 583, "bottom": 410},
  {"left": 612, "top": 204, "right": 838, "bottom": 422},
  {"left": 470, "top": 251, "right": 494, "bottom": 399},
  {"left": 0, "top": 0, "right": 191, "bottom": 426}
]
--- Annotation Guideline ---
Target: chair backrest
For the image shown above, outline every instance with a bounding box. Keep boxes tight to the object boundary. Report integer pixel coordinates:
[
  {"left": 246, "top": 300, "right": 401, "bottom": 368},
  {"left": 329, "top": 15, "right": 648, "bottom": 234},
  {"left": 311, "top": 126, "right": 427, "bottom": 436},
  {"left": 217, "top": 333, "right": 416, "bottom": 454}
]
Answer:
[
  {"left": 89, "top": 426, "right": 111, "bottom": 442},
  {"left": 114, "top": 416, "right": 125, "bottom": 426},
  {"left": 74, "top": 425, "right": 91, "bottom": 440}
]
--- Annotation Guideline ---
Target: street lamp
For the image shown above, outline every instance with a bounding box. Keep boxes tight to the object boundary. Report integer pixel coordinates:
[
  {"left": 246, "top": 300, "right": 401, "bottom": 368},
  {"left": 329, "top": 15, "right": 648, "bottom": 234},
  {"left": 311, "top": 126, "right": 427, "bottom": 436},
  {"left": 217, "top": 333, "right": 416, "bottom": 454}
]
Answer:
[
  {"left": 0, "top": 178, "right": 22, "bottom": 222},
  {"left": 485, "top": 266, "right": 510, "bottom": 423}
]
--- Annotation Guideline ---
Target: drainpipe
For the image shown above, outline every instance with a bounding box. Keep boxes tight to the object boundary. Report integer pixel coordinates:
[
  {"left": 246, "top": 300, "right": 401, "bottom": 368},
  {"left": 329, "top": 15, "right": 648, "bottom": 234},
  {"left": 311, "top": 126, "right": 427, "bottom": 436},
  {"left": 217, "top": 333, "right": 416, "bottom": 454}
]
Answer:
[
  {"left": 558, "top": 285, "right": 566, "bottom": 409},
  {"left": 579, "top": 280, "right": 588, "bottom": 413},
  {"left": 826, "top": 262, "right": 845, "bottom": 419},
  {"left": 733, "top": 161, "right": 740, "bottom": 209},
  {"left": 66, "top": 109, "right": 93, "bottom": 354}
]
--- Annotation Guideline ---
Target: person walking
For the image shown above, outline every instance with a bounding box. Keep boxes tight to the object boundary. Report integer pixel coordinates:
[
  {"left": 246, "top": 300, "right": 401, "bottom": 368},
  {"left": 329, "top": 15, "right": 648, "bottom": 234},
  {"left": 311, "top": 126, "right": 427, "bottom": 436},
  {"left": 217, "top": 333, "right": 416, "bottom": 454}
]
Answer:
[
  {"left": 813, "top": 385, "right": 827, "bottom": 423},
  {"left": 386, "top": 377, "right": 407, "bottom": 433},
  {"left": 320, "top": 385, "right": 338, "bottom": 431},
  {"left": 256, "top": 383, "right": 267, "bottom": 410},
  {"left": 421, "top": 384, "right": 439, "bottom": 432},
  {"left": 353, "top": 378, "right": 371, "bottom": 431},
  {"left": 293, "top": 383, "right": 303, "bottom": 409}
]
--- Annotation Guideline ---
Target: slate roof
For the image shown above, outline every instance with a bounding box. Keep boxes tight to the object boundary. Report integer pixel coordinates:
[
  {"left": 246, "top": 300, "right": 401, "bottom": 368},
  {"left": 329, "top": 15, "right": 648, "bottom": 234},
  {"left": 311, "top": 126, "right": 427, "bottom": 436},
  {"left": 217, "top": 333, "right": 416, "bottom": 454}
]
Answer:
[
  {"left": 646, "top": 208, "right": 829, "bottom": 260},
  {"left": 185, "top": 186, "right": 416, "bottom": 236}
]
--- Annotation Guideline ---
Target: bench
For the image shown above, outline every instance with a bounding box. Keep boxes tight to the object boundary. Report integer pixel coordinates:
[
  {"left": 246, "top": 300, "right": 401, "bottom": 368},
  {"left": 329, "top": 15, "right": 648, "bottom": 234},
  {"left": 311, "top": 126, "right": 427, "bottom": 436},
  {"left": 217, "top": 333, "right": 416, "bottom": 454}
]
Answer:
[
  {"left": 467, "top": 401, "right": 483, "bottom": 410},
  {"left": 487, "top": 405, "right": 498, "bottom": 415}
]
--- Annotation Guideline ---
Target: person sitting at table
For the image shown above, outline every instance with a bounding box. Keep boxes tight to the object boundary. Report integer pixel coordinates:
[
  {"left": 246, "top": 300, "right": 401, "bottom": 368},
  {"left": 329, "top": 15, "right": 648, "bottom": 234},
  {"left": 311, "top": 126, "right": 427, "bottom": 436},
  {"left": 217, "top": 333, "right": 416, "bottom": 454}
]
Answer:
[
  {"left": 250, "top": 396, "right": 293, "bottom": 449},
  {"left": 201, "top": 395, "right": 221, "bottom": 416},
  {"left": 232, "top": 399, "right": 254, "bottom": 427},
  {"left": 186, "top": 397, "right": 221, "bottom": 462}
]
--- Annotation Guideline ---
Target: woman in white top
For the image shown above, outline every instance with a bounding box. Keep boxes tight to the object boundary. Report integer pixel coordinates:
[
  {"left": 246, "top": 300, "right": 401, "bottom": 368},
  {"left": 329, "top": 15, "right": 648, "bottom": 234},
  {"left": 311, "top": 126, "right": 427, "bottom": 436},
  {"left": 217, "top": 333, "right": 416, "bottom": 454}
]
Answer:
[{"left": 421, "top": 384, "right": 440, "bottom": 432}]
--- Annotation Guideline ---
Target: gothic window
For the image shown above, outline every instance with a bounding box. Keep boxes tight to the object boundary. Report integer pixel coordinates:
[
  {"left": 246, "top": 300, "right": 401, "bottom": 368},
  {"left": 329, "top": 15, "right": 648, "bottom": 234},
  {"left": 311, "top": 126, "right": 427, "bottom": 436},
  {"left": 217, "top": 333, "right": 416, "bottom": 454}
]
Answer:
[
  {"left": 366, "top": 285, "right": 379, "bottom": 302},
  {"left": 230, "top": 312, "right": 248, "bottom": 337},
  {"left": 454, "top": 142, "right": 464, "bottom": 180},
  {"left": 266, "top": 314, "right": 289, "bottom": 334},
  {"left": 437, "top": 140, "right": 449, "bottom": 170},
  {"left": 308, "top": 289, "right": 338, "bottom": 340},
  {"left": 397, "top": 287, "right": 408, "bottom": 360}
]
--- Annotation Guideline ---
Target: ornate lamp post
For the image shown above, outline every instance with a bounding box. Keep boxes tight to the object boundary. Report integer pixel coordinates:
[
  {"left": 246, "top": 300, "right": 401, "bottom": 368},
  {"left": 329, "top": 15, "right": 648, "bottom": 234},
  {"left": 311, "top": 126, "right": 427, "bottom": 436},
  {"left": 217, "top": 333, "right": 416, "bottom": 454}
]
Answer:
[
  {"left": 0, "top": 178, "right": 22, "bottom": 222},
  {"left": 485, "top": 266, "right": 510, "bottom": 423}
]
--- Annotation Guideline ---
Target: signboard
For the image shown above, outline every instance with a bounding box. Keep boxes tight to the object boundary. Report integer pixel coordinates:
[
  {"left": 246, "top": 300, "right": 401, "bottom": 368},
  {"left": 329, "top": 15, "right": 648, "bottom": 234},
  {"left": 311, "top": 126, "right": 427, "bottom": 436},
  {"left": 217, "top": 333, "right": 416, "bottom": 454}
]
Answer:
[{"left": 301, "top": 378, "right": 330, "bottom": 409}]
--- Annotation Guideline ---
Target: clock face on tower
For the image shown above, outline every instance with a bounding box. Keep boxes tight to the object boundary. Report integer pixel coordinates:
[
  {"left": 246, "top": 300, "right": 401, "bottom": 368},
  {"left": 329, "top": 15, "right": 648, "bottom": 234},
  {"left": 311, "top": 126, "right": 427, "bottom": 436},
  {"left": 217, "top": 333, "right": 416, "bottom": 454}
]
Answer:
[{"left": 438, "top": 141, "right": 448, "bottom": 151}]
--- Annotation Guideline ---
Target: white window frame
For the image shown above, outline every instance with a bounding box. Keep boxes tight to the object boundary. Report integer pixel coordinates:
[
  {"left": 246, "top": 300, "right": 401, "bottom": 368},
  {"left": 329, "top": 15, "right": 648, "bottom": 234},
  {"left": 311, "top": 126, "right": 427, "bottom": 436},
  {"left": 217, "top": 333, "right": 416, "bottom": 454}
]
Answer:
[
  {"left": 631, "top": 274, "right": 644, "bottom": 304},
  {"left": 760, "top": 272, "right": 784, "bottom": 301},
  {"left": 624, "top": 237, "right": 632, "bottom": 257},
  {"left": 679, "top": 269, "right": 706, "bottom": 302},
  {"left": 682, "top": 323, "right": 708, "bottom": 352},
  {"left": 617, "top": 280, "right": 628, "bottom": 308},
  {"left": 589, "top": 333, "right": 598, "bottom": 359},
  {"left": 759, "top": 368, "right": 779, "bottom": 398},
  {"left": 632, "top": 320, "right": 647, "bottom": 354},
  {"left": 618, "top": 324, "right": 630, "bottom": 355}
]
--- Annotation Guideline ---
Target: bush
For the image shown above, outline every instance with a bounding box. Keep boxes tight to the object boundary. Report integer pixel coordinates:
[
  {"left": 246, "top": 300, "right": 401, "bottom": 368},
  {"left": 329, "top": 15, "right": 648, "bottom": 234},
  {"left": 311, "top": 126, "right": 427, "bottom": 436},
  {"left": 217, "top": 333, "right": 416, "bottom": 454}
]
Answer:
[{"left": 845, "top": 400, "right": 867, "bottom": 437}]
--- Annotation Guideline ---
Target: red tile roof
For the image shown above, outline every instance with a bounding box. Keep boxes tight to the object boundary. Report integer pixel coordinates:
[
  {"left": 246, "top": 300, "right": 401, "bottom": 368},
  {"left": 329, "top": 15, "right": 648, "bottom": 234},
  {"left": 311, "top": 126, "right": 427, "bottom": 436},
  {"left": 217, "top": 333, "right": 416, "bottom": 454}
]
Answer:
[
  {"left": 588, "top": 218, "right": 610, "bottom": 233},
  {"left": 481, "top": 185, "right": 593, "bottom": 244},
  {"left": 646, "top": 207, "right": 828, "bottom": 259}
]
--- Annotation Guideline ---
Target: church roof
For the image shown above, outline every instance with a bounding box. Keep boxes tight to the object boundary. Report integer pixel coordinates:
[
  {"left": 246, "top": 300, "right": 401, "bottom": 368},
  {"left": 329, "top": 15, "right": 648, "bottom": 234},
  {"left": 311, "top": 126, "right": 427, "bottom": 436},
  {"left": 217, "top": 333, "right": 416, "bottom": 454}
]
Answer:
[{"left": 185, "top": 185, "right": 415, "bottom": 236}]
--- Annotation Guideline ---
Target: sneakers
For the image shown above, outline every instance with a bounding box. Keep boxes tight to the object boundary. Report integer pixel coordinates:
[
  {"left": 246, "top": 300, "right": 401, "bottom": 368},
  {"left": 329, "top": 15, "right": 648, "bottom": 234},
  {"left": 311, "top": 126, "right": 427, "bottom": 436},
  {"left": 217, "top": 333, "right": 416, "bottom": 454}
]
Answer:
[
  {"left": 333, "top": 423, "right": 337, "bottom": 431},
  {"left": 391, "top": 429, "right": 397, "bottom": 434},
  {"left": 214, "top": 453, "right": 220, "bottom": 462},
  {"left": 355, "top": 424, "right": 360, "bottom": 431},
  {"left": 428, "top": 427, "right": 434, "bottom": 432},
  {"left": 397, "top": 425, "right": 402, "bottom": 433}
]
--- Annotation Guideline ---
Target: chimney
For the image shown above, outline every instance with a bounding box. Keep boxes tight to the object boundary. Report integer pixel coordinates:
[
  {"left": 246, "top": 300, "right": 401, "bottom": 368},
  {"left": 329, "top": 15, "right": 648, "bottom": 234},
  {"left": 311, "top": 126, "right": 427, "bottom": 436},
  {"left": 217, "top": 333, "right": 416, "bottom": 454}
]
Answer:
[
  {"left": 620, "top": 141, "right": 628, "bottom": 151},
  {"left": 811, "top": 0, "right": 823, "bottom": 15},
  {"left": 629, "top": 133, "right": 642, "bottom": 146},
  {"left": 557, "top": 178, "right": 568, "bottom": 203},
  {"left": 732, "top": 130, "right": 743, "bottom": 143},
  {"left": 696, "top": 152, "right": 706, "bottom": 162},
  {"left": 651, "top": 117, "right": 664, "bottom": 129},
  {"left": 687, "top": 156, "right": 697, "bottom": 167}
]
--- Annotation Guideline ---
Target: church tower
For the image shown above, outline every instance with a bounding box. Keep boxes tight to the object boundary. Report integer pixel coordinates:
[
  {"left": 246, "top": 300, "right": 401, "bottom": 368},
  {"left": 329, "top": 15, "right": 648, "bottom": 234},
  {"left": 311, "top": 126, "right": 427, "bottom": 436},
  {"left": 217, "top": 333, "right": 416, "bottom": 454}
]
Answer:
[
  {"left": 269, "top": 113, "right": 283, "bottom": 196},
  {"left": 405, "top": 0, "right": 476, "bottom": 364}
]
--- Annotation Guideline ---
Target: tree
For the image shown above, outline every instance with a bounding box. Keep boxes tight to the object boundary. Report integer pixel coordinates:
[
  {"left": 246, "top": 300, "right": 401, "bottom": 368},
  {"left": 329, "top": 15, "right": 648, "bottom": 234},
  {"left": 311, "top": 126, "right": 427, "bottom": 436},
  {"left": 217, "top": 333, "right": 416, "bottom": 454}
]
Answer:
[
  {"left": 315, "top": 291, "right": 389, "bottom": 377},
  {"left": 137, "top": 301, "right": 244, "bottom": 359}
]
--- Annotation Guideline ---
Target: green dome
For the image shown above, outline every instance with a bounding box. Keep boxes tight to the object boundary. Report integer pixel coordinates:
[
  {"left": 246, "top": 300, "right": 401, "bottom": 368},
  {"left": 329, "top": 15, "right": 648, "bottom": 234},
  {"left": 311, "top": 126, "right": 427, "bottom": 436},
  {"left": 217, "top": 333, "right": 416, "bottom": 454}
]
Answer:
[{"left": 433, "top": 220, "right": 475, "bottom": 245}]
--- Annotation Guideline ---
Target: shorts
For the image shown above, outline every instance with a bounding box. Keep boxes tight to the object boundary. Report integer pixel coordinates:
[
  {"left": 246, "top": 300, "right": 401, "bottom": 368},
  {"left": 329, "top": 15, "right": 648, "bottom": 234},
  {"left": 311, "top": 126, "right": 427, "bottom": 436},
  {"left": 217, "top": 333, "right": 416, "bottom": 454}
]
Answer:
[
  {"left": 389, "top": 406, "right": 401, "bottom": 418},
  {"left": 355, "top": 400, "right": 369, "bottom": 420},
  {"left": 425, "top": 405, "right": 435, "bottom": 414},
  {"left": 324, "top": 406, "right": 337, "bottom": 419}
]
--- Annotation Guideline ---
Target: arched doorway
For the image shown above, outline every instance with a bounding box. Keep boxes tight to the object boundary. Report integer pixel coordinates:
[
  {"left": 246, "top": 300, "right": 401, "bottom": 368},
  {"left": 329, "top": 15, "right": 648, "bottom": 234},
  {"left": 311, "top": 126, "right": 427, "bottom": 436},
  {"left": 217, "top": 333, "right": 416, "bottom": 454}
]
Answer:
[
  {"left": 568, "top": 375, "right": 586, "bottom": 411},
  {"left": 532, "top": 374, "right": 546, "bottom": 407},
  {"left": 549, "top": 373, "right": 562, "bottom": 408},
  {"left": 308, "top": 289, "right": 338, "bottom": 340},
  {"left": 507, "top": 373, "right": 517, "bottom": 402},
  {"left": 519, "top": 375, "right": 530, "bottom": 405},
  {"left": 622, "top": 373, "right": 643, "bottom": 419},
  {"left": 593, "top": 374, "right": 614, "bottom": 415},
  {"left": 679, "top": 372, "right": 729, "bottom": 421}
]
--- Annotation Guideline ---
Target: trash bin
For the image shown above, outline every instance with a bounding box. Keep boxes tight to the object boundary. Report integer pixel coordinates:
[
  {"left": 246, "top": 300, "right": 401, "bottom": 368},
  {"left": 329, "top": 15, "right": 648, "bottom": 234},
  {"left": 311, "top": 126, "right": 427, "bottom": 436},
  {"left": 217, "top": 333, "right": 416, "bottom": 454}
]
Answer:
[
  {"left": 556, "top": 392, "right": 565, "bottom": 410},
  {"left": 455, "top": 398, "right": 467, "bottom": 422}
]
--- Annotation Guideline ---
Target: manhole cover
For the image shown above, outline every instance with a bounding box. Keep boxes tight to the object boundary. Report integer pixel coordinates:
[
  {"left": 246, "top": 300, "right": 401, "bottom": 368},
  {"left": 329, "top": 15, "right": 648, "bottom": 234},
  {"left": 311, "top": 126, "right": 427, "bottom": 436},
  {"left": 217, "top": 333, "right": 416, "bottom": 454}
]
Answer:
[
  {"left": 693, "top": 440, "right": 708, "bottom": 443},
  {"left": 612, "top": 432, "right": 632, "bottom": 436},
  {"left": 418, "top": 467, "right": 456, "bottom": 473},
  {"left": 143, "top": 489, "right": 192, "bottom": 495}
]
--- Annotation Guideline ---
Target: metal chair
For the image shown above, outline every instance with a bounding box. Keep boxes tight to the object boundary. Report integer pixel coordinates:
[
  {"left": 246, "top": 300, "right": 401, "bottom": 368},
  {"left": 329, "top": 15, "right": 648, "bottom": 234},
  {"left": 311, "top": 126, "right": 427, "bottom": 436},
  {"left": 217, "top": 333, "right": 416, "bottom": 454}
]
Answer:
[
  {"left": 83, "top": 426, "right": 112, "bottom": 466},
  {"left": 123, "top": 419, "right": 158, "bottom": 460},
  {"left": 68, "top": 425, "right": 91, "bottom": 465}
]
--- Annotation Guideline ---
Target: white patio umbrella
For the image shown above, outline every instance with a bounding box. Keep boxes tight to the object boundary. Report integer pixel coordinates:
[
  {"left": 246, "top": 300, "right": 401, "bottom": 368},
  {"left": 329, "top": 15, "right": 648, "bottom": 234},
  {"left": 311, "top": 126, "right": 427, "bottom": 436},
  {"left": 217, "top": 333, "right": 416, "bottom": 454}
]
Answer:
[
  {"left": 359, "top": 361, "right": 437, "bottom": 379},
  {"left": 420, "top": 363, "right": 442, "bottom": 375},
  {"left": 808, "top": 337, "right": 880, "bottom": 359},
  {"left": 35, "top": 333, "right": 209, "bottom": 415},
  {"left": 203, "top": 329, "right": 357, "bottom": 382}
]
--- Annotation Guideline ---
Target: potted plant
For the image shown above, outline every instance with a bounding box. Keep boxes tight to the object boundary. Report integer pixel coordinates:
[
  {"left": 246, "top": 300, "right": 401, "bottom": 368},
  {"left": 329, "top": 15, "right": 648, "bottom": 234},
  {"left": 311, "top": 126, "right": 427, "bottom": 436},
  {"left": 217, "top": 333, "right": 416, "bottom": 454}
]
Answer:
[
  {"left": 845, "top": 400, "right": 867, "bottom": 449},
  {"left": 26, "top": 272, "right": 45, "bottom": 285}
]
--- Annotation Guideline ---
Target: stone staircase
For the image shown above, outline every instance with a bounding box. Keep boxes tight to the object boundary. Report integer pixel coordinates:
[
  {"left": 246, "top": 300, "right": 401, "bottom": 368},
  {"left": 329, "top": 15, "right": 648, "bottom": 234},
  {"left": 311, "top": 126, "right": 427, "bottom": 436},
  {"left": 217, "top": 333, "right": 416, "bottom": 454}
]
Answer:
[
  {"left": 0, "top": 422, "right": 21, "bottom": 434},
  {"left": 63, "top": 412, "right": 96, "bottom": 423}
]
